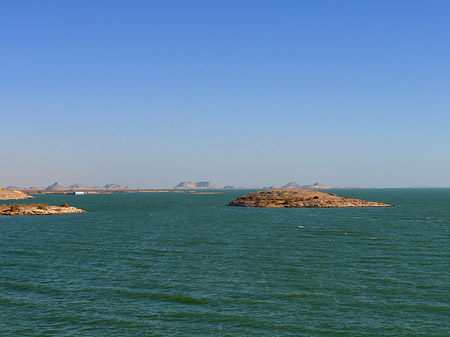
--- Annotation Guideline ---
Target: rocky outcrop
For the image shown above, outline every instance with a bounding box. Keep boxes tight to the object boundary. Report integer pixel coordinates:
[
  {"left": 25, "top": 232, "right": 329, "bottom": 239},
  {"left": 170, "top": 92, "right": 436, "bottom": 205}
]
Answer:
[
  {"left": 227, "top": 189, "right": 392, "bottom": 208},
  {"left": 0, "top": 203, "right": 85, "bottom": 216},
  {"left": 0, "top": 190, "right": 33, "bottom": 200}
]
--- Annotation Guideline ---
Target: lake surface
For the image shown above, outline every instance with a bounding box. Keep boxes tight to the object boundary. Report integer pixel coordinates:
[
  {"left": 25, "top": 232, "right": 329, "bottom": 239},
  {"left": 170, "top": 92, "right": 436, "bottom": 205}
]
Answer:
[{"left": 1, "top": 189, "right": 449, "bottom": 336}]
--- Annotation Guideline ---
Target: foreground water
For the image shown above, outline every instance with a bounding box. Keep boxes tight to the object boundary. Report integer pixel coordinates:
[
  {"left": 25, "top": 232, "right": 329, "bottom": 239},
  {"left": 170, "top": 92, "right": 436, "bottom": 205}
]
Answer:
[{"left": 0, "top": 189, "right": 449, "bottom": 336}]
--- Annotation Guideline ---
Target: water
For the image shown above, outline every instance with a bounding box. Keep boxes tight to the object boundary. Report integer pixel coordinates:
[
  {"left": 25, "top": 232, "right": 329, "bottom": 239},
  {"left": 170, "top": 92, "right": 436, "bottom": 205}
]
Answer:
[{"left": 1, "top": 189, "right": 449, "bottom": 336}]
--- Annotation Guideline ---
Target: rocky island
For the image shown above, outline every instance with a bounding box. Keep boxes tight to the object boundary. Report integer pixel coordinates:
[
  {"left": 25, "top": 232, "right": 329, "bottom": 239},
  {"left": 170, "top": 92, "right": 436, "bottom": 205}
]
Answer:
[
  {"left": 227, "top": 189, "right": 392, "bottom": 208},
  {"left": 0, "top": 187, "right": 33, "bottom": 200},
  {"left": 0, "top": 203, "right": 86, "bottom": 216}
]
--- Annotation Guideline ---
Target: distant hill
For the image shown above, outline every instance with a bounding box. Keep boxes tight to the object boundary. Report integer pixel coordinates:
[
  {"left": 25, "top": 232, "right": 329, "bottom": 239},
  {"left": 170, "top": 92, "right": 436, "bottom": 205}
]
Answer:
[
  {"left": 175, "top": 182, "right": 196, "bottom": 189},
  {"left": 6, "top": 186, "right": 22, "bottom": 191},
  {"left": 282, "top": 181, "right": 305, "bottom": 189},
  {"left": 223, "top": 185, "right": 248, "bottom": 189},
  {"left": 7, "top": 186, "right": 44, "bottom": 191},
  {"left": 3, "top": 182, "right": 130, "bottom": 191},
  {"left": 301, "top": 182, "right": 330, "bottom": 189},
  {"left": 175, "top": 181, "right": 217, "bottom": 189},
  {"left": 281, "top": 181, "right": 360, "bottom": 189},
  {"left": 68, "top": 183, "right": 91, "bottom": 190},
  {"left": 45, "top": 182, "right": 67, "bottom": 191},
  {"left": 195, "top": 181, "right": 216, "bottom": 188},
  {"left": 104, "top": 183, "right": 125, "bottom": 190},
  {"left": 282, "top": 181, "right": 331, "bottom": 189}
]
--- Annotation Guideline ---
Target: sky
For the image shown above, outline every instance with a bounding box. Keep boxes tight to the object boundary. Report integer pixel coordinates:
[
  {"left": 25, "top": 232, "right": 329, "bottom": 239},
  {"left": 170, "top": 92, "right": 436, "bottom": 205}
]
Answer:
[{"left": 1, "top": 0, "right": 449, "bottom": 188}]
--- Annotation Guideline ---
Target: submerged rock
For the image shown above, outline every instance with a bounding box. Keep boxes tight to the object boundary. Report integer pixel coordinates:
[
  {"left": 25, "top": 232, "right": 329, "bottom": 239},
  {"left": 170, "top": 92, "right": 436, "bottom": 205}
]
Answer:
[{"left": 227, "top": 188, "right": 392, "bottom": 208}]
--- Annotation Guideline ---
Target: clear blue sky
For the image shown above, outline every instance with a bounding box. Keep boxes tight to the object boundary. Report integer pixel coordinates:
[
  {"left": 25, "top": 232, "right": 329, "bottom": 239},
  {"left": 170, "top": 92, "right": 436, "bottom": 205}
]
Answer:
[{"left": 1, "top": 0, "right": 449, "bottom": 188}]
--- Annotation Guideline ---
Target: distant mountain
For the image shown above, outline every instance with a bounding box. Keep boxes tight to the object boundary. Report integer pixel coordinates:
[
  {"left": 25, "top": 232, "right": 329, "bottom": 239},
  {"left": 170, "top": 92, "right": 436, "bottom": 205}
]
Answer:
[
  {"left": 104, "top": 183, "right": 125, "bottom": 190},
  {"left": 68, "top": 183, "right": 91, "bottom": 190},
  {"left": 45, "top": 182, "right": 67, "bottom": 191},
  {"left": 302, "top": 182, "right": 330, "bottom": 189},
  {"left": 195, "top": 181, "right": 216, "bottom": 188},
  {"left": 175, "top": 181, "right": 217, "bottom": 189},
  {"left": 4, "top": 183, "right": 130, "bottom": 191},
  {"left": 7, "top": 186, "right": 44, "bottom": 191},
  {"left": 282, "top": 181, "right": 331, "bottom": 189},
  {"left": 175, "top": 182, "right": 196, "bottom": 189},
  {"left": 282, "top": 181, "right": 304, "bottom": 189},
  {"left": 223, "top": 185, "right": 250, "bottom": 189},
  {"left": 6, "top": 186, "right": 22, "bottom": 191},
  {"left": 280, "top": 181, "right": 361, "bottom": 189},
  {"left": 0, "top": 185, "right": 5, "bottom": 190}
]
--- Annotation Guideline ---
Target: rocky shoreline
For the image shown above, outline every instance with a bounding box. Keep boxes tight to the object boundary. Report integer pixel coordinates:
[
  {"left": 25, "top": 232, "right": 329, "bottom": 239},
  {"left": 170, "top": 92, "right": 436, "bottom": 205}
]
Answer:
[
  {"left": 0, "top": 203, "right": 86, "bottom": 216},
  {"left": 227, "top": 189, "right": 392, "bottom": 208}
]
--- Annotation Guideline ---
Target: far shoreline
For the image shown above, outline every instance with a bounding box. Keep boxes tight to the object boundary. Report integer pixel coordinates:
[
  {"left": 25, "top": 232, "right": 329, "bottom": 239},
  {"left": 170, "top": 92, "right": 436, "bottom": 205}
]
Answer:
[{"left": 22, "top": 189, "right": 223, "bottom": 196}]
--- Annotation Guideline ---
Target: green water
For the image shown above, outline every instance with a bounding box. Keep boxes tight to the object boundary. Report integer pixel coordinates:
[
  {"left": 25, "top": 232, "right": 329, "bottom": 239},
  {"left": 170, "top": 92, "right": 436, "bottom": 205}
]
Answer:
[{"left": 1, "top": 189, "right": 449, "bottom": 336}]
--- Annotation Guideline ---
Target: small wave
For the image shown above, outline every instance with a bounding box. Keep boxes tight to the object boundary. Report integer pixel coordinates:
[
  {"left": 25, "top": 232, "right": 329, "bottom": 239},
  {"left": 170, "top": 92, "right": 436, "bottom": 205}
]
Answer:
[
  {"left": 111, "top": 288, "right": 210, "bottom": 305},
  {"left": 151, "top": 292, "right": 210, "bottom": 305},
  {"left": 4, "top": 249, "right": 40, "bottom": 256}
]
